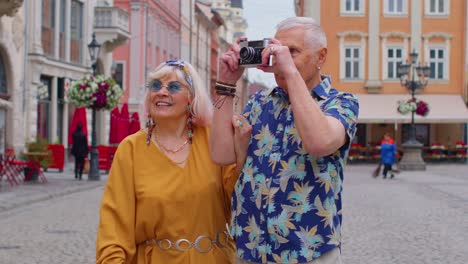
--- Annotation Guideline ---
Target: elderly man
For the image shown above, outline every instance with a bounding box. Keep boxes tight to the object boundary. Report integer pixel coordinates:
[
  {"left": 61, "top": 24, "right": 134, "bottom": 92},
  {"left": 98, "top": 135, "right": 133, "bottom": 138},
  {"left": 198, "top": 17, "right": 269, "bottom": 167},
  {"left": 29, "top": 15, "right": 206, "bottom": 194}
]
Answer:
[{"left": 210, "top": 17, "right": 359, "bottom": 264}]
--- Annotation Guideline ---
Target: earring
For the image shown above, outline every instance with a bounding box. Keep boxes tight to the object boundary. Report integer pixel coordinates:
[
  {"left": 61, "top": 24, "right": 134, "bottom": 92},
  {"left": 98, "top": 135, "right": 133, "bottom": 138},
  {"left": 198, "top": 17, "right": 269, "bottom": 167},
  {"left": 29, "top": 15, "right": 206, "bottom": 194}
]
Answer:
[
  {"left": 317, "top": 66, "right": 321, "bottom": 70},
  {"left": 187, "top": 104, "right": 193, "bottom": 144},
  {"left": 146, "top": 114, "right": 155, "bottom": 145}
]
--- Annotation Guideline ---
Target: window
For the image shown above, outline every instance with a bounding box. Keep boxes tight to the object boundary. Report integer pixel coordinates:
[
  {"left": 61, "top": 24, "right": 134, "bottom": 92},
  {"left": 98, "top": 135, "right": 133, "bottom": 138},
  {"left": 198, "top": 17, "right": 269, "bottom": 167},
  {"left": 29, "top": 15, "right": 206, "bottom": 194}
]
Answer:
[
  {"left": 429, "top": 48, "right": 445, "bottom": 80},
  {"left": 341, "top": 0, "right": 364, "bottom": 15},
  {"left": 344, "top": 47, "right": 361, "bottom": 79},
  {"left": 70, "top": 0, "right": 83, "bottom": 64},
  {"left": 426, "top": 0, "right": 449, "bottom": 15},
  {"left": 112, "top": 62, "right": 124, "bottom": 90},
  {"left": 0, "top": 55, "right": 7, "bottom": 95},
  {"left": 41, "top": 0, "right": 56, "bottom": 56},
  {"left": 386, "top": 47, "right": 403, "bottom": 79},
  {"left": 38, "top": 77, "right": 52, "bottom": 141},
  {"left": 384, "top": 0, "right": 407, "bottom": 15}
]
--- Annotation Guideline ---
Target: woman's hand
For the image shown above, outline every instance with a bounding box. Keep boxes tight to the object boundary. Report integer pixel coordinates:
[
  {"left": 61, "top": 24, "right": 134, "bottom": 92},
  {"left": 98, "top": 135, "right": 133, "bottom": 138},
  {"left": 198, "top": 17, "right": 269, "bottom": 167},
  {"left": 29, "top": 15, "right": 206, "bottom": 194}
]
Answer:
[
  {"left": 218, "top": 38, "right": 247, "bottom": 85},
  {"left": 232, "top": 115, "right": 252, "bottom": 174}
]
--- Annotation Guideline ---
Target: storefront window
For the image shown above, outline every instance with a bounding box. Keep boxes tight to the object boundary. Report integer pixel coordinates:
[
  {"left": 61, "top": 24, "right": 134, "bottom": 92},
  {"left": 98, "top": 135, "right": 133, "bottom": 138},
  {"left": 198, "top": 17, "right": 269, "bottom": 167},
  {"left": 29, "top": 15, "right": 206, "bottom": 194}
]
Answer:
[
  {"left": 0, "top": 54, "right": 7, "bottom": 96},
  {"left": 38, "top": 77, "right": 52, "bottom": 141},
  {"left": 402, "top": 124, "right": 430, "bottom": 146}
]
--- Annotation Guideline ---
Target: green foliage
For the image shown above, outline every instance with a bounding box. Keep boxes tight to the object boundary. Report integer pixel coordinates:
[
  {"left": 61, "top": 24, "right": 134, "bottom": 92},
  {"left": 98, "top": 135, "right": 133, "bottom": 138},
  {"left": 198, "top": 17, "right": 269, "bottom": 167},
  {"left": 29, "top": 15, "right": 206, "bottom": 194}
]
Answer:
[{"left": 22, "top": 137, "right": 53, "bottom": 168}]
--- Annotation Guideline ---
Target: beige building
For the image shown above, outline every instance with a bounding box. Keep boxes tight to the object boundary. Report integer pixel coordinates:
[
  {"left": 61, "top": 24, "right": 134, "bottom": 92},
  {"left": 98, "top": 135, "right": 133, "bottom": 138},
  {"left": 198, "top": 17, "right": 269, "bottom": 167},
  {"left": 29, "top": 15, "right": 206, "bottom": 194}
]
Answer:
[
  {"left": 0, "top": 0, "right": 129, "bottom": 155},
  {"left": 296, "top": 0, "right": 468, "bottom": 151}
]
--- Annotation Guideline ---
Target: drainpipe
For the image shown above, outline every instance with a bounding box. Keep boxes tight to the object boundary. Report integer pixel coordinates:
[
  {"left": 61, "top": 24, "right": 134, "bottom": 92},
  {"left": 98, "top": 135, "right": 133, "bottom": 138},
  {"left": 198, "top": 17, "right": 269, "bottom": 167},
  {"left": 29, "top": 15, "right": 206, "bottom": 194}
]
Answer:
[
  {"left": 22, "top": 0, "right": 29, "bottom": 115},
  {"left": 144, "top": 3, "right": 148, "bottom": 90},
  {"left": 189, "top": 0, "right": 193, "bottom": 61}
]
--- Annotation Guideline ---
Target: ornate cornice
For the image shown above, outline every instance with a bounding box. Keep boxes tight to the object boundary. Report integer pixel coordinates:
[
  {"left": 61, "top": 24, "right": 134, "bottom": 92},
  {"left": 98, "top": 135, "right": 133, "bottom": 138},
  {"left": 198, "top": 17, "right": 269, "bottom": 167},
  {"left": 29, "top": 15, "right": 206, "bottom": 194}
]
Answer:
[{"left": 0, "top": 0, "right": 24, "bottom": 17}]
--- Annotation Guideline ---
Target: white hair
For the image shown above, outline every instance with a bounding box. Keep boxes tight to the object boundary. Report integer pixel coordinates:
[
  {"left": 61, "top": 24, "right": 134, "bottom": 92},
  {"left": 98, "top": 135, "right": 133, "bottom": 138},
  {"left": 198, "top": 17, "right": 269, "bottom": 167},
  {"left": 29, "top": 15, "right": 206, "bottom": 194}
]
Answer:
[
  {"left": 276, "top": 17, "right": 327, "bottom": 50},
  {"left": 144, "top": 61, "right": 213, "bottom": 127}
]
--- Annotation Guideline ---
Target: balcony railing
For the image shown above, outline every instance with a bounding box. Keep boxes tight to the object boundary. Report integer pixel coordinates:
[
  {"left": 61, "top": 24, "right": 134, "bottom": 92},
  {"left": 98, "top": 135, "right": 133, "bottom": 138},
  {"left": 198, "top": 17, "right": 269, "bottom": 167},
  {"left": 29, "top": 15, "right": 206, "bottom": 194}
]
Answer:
[{"left": 94, "top": 6, "right": 129, "bottom": 33}]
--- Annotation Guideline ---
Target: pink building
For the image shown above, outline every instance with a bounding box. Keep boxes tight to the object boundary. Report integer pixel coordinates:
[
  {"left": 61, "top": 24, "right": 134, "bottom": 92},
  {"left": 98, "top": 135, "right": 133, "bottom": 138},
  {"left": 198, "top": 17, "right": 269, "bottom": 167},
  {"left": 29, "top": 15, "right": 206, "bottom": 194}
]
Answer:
[{"left": 113, "top": 0, "right": 181, "bottom": 112}]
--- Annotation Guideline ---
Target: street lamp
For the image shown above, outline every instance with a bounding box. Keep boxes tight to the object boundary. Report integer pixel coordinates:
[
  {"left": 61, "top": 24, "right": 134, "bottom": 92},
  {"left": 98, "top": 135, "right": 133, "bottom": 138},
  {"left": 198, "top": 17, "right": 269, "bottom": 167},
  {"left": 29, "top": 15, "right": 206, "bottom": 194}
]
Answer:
[
  {"left": 397, "top": 50, "right": 431, "bottom": 170},
  {"left": 87, "top": 33, "right": 101, "bottom": 180}
]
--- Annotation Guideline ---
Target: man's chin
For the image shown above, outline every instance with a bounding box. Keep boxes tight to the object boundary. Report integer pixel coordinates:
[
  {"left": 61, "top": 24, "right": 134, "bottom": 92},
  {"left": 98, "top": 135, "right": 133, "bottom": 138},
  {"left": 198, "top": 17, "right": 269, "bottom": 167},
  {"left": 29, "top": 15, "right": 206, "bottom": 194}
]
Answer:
[{"left": 274, "top": 75, "right": 286, "bottom": 89}]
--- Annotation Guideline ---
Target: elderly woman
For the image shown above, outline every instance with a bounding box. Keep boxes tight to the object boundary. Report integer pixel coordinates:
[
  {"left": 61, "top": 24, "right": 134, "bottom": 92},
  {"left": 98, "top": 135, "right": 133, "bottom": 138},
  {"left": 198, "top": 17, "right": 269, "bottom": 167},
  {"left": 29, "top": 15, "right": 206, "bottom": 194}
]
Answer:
[{"left": 96, "top": 60, "right": 251, "bottom": 263}]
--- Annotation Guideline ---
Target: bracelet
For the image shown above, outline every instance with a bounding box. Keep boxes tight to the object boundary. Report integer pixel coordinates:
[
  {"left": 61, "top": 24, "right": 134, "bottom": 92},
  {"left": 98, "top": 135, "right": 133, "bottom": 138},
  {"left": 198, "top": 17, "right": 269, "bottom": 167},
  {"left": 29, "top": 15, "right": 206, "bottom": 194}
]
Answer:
[
  {"left": 216, "top": 90, "right": 236, "bottom": 97},
  {"left": 215, "top": 81, "right": 236, "bottom": 88},
  {"left": 214, "top": 85, "right": 236, "bottom": 94}
]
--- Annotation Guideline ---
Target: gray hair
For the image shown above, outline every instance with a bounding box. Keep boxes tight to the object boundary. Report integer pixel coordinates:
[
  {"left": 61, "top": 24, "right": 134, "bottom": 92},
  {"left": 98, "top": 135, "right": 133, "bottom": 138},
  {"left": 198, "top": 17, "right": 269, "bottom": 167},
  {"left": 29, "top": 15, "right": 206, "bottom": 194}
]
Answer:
[{"left": 276, "top": 17, "right": 327, "bottom": 50}]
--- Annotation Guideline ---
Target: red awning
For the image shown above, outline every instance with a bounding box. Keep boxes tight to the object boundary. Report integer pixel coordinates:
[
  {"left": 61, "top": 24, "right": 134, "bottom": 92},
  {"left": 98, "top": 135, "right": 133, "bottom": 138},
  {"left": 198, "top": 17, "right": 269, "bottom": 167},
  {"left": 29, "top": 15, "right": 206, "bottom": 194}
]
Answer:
[
  {"left": 129, "top": 112, "right": 141, "bottom": 135},
  {"left": 68, "top": 107, "right": 88, "bottom": 145},
  {"left": 109, "top": 106, "right": 120, "bottom": 144}
]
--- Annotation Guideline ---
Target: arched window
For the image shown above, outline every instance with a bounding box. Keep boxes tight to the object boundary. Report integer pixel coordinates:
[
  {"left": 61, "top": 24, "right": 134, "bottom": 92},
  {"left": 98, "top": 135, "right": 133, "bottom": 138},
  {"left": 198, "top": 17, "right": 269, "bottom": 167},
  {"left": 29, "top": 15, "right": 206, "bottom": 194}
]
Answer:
[{"left": 0, "top": 55, "right": 7, "bottom": 95}]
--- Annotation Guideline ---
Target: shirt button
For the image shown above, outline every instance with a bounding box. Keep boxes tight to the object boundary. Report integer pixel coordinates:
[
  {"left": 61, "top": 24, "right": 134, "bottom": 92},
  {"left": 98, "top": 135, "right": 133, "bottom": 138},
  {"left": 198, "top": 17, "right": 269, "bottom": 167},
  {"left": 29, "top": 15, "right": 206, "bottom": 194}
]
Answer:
[{"left": 263, "top": 204, "right": 267, "bottom": 209}]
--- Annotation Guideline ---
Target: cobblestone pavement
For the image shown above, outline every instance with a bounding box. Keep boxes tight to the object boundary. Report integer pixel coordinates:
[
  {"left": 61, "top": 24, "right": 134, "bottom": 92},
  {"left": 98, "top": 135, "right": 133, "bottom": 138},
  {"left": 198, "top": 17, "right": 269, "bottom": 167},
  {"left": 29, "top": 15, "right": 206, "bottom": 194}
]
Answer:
[
  {"left": 0, "top": 164, "right": 467, "bottom": 263},
  {"left": 341, "top": 164, "right": 468, "bottom": 264}
]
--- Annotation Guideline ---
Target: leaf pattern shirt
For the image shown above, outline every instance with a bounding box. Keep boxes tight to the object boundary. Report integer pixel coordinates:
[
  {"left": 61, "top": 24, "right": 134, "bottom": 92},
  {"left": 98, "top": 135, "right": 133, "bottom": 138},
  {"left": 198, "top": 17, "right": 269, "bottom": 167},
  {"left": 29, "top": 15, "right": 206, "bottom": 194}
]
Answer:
[{"left": 231, "top": 76, "right": 359, "bottom": 263}]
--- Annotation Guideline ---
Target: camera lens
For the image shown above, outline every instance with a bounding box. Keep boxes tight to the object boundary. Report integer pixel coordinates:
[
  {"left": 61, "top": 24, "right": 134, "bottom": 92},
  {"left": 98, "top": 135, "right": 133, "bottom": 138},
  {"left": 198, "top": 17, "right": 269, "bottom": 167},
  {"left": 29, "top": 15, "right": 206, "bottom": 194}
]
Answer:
[{"left": 240, "top": 47, "right": 256, "bottom": 63}]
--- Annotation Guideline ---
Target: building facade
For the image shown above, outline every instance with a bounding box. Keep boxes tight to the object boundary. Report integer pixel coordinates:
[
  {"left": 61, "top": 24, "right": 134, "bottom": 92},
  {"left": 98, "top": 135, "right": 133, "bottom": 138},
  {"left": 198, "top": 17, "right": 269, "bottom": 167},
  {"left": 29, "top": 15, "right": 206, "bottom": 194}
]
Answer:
[
  {"left": 0, "top": 0, "right": 129, "bottom": 156},
  {"left": 296, "top": 0, "right": 468, "bottom": 151}
]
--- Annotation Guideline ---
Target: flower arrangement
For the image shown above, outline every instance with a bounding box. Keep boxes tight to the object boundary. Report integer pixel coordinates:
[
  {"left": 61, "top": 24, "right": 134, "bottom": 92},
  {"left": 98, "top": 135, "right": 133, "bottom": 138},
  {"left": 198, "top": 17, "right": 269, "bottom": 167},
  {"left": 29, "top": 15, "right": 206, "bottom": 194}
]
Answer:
[
  {"left": 455, "top": 141, "right": 467, "bottom": 149},
  {"left": 429, "top": 150, "right": 446, "bottom": 159},
  {"left": 430, "top": 143, "right": 446, "bottom": 150},
  {"left": 455, "top": 150, "right": 467, "bottom": 158},
  {"left": 68, "top": 75, "right": 123, "bottom": 110},
  {"left": 397, "top": 98, "right": 430, "bottom": 117}
]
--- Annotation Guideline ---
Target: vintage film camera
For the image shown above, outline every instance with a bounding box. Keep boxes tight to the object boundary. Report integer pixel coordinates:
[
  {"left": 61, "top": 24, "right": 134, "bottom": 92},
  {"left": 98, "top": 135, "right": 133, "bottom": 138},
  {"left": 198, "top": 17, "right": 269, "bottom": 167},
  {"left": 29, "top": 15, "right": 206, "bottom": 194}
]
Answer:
[{"left": 238, "top": 38, "right": 272, "bottom": 67}]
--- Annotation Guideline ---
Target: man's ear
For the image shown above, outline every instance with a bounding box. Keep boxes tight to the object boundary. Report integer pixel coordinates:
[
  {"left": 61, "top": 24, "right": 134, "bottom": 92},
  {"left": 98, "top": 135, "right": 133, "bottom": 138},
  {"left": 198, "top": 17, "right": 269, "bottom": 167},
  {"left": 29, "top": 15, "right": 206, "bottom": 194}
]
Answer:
[{"left": 318, "top": 47, "right": 327, "bottom": 66}]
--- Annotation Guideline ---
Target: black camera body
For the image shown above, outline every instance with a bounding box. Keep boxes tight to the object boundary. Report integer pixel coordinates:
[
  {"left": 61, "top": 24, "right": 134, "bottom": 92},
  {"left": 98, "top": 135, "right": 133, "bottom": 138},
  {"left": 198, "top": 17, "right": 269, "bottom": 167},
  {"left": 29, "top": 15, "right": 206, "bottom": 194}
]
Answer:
[{"left": 239, "top": 38, "right": 271, "bottom": 67}]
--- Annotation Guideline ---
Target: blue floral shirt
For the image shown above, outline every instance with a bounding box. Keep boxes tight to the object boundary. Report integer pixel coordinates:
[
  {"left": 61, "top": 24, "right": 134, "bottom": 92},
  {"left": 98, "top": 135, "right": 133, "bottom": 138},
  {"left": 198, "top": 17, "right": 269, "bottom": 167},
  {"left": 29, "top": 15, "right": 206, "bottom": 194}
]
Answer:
[{"left": 231, "top": 76, "right": 359, "bottom": 263}]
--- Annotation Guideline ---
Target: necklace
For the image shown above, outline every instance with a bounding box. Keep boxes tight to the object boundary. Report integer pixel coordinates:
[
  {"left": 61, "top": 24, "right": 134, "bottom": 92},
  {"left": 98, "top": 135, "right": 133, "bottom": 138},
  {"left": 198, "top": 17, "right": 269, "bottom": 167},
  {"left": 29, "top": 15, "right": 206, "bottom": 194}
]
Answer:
[
  {"left": 150, "top": 136, "right": 189, "bottom": 165},
  {"left": 152, "top": 134, "right": 189, "bottom": 154}
]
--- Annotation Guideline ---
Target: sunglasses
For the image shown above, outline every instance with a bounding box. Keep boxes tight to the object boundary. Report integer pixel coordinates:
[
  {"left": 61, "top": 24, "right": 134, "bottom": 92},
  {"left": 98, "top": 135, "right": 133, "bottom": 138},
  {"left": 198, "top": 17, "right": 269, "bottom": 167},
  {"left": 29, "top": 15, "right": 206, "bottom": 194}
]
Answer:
[{"left": 147, "top": 79, "right": 184, "bottom": 94}]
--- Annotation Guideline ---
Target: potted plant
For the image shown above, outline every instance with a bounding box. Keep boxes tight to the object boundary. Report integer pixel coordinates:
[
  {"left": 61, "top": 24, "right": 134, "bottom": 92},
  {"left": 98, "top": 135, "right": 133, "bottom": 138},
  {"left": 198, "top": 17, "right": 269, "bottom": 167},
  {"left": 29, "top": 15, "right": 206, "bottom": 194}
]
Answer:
[{"left": 21, "top": 137, "right": 53, "bottom": 181}]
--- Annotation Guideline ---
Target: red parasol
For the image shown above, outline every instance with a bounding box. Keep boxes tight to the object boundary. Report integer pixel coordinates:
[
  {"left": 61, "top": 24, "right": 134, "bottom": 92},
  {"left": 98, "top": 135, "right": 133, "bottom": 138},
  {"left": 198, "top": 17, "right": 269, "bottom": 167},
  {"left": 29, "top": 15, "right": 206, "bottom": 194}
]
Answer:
[
  {"left": 68, "top": 107, "right": 88, "bottom": 145},
  {"left": 109, "top": 106, "right": 120, "bottom": 144},
  {"left": 129, "top": 112, "right": 141, "bottom": 135},
  {"left": 117, "top": 103, "right": 131, "bottom": 143}
]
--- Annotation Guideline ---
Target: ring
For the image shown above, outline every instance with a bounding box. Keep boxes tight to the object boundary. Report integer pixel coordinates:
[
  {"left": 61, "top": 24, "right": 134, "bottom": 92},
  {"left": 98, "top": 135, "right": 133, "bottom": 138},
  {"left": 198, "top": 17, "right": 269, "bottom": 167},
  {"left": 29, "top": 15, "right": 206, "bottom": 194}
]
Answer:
[
  {"left": 237, "top": 120, "right": 243, "bottom": 127},
  {"left": 270, "top": 47, "right": 275, "bottom": 54}
]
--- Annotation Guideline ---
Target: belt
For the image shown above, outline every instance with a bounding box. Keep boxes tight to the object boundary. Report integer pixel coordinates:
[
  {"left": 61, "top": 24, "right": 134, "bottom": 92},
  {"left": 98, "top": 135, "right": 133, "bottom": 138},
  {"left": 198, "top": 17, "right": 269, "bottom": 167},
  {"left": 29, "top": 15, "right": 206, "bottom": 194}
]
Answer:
[{"left": 144, "top": 231, "right": 230, "bottom": 253}]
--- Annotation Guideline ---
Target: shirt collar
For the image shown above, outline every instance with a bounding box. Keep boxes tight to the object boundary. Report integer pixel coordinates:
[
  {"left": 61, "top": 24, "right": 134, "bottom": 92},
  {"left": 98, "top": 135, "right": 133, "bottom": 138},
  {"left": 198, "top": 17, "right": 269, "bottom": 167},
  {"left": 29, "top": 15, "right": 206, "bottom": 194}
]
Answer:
[{"left": 268, "top": 75, "right": 332, "bottom": 101}]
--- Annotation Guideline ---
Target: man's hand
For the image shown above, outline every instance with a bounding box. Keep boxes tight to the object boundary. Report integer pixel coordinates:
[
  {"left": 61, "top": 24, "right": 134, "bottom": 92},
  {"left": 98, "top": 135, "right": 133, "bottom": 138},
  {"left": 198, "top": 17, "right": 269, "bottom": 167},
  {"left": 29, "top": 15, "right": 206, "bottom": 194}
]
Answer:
[
  {"left": 257, "top": 38, "right": 298, "bottom": 86},
  {"left": 218, "top": 38, "right": 247, "bottom": 85}
]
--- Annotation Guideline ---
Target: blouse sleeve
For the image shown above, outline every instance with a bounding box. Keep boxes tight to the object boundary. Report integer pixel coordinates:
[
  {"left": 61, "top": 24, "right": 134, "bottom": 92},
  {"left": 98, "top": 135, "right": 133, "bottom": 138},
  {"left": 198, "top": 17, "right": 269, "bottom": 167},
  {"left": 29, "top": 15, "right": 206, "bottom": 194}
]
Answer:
[
  {"left": 221, "top": 164, "right": 238, "bottom": 223},
  {"left": 96, "top": 139, "right": 136, "bottom": 264}
]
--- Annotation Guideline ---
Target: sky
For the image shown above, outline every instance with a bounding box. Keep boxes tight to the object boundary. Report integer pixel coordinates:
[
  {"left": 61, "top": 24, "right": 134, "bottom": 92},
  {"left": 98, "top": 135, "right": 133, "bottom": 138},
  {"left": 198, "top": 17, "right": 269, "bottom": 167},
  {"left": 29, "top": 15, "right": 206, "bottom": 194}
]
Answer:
[{"left": 243, "top": 0, "right": 296, "bottom": 87}]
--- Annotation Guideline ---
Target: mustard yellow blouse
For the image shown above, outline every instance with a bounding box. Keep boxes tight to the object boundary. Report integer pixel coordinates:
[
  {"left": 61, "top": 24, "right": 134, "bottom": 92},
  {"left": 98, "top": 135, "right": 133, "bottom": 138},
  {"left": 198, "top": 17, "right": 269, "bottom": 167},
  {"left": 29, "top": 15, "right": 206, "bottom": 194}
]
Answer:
[{"left": 96, "top": 127, "right": 237, "bottom": 264}]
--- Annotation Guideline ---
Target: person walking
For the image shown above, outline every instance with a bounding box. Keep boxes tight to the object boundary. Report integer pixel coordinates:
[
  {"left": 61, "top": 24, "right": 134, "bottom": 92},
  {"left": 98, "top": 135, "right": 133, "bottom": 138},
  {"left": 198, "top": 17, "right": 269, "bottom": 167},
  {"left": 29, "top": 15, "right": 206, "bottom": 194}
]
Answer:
[
  {"left": 211, "top": 17, "right": 359, "bottom": 264},
  {"left": 71, "top": 123, "right": 88, "bottom": 180},
  {"left": 380, "top": 132, "right": 397, "bottom": 179},
  {"left": 96, "top": 60, "right": 252, "bottom": 264}
]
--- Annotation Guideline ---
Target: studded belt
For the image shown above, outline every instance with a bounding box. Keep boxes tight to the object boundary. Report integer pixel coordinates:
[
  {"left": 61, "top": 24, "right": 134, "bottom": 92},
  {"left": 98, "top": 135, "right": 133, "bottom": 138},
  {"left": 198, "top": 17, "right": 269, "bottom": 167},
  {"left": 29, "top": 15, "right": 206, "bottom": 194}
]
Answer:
[{"left": 144, "top": 231, "right": 230, "bottom": 253}]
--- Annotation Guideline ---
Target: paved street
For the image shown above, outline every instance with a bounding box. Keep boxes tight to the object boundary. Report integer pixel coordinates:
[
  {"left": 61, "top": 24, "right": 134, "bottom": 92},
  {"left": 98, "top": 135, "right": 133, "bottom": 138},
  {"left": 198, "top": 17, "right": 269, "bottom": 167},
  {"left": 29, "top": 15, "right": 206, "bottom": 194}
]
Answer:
[{"left": 0, "top": 164, "right": 467, "bottom": 263}]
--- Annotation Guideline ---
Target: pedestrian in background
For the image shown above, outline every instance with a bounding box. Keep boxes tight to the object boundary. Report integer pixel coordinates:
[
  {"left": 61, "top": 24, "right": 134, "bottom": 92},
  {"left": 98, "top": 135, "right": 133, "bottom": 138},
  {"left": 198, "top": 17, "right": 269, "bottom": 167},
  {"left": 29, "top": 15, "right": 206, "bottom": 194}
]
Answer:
[
  {"left": 211, "top": 17, "right": 359, "bottom": 264},
  {"left": 380, "top": 132, "right": 397, "bottom": 179},
  {"left": 71, "top": 123, "right": 88, "bottom": 180},
  {"left": 96, "top": 60, "right": 252, "bottom": 263}
]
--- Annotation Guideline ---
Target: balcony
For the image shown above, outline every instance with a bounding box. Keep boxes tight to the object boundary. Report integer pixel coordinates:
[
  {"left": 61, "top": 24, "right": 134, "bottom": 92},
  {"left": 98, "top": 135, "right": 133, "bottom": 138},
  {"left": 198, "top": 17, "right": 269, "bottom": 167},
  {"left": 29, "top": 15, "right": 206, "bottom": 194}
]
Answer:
[
  {"left": 0, "top": 0, "right": 23, "bottom": 17},
  {"left": 94, "top": 6, "right": 130, "bottom": 51}
]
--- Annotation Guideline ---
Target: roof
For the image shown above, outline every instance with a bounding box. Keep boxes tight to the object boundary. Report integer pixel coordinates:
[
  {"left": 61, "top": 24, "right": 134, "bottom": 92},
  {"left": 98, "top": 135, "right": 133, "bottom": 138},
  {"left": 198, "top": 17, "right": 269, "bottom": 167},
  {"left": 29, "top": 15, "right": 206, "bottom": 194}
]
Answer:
[{"left": 356, "top": 94, "right": 468, "bottom": 123}]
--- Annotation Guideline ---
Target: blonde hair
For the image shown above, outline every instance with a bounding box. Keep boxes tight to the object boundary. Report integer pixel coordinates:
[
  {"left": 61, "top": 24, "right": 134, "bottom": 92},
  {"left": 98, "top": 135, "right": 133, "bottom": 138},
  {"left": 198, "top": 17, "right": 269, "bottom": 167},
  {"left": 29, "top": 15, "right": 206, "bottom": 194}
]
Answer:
[{"left": 144, "top": 61, "right": 213, "bottom": 127}]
